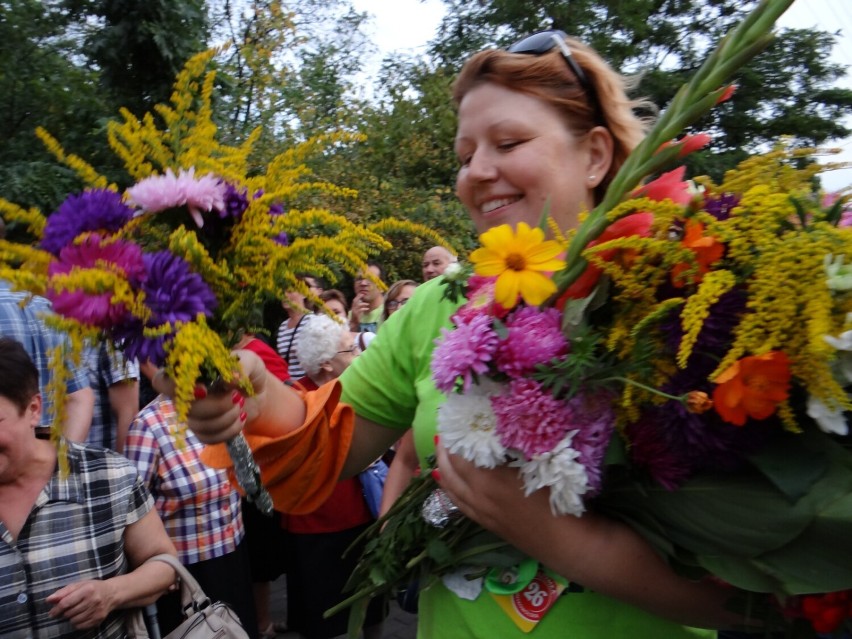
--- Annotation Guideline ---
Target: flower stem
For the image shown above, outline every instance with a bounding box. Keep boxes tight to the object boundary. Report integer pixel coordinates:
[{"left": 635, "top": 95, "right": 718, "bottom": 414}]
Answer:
[{"left": 603, "top": 376, "right": 686, "bottom": 404}]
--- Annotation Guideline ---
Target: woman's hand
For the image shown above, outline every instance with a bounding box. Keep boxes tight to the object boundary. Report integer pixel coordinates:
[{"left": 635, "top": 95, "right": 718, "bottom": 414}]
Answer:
[
  {"left": 46, "top": 580, "right": 116, "bottom": 629},
  {"left": 153, "top": 349, "right": 306, "bottom": 442},
  {"left": 153, "top": 350, "right": 269, "bottom": 443},
  {"left": 433, "top": 442, "right": 738, "bottom": 629}
]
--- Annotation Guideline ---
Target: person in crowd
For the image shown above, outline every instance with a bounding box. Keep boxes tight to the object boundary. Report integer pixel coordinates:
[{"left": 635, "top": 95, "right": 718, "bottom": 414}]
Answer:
[
  {"left": 236, "top": 332, "right": 291, "bottom": 639},
  {"left": 275, "top": 273, "right": 322, "bottom": 380},
  {"left": 167, "top": 31, "right": 741, "bottom": 639},
  {"left": 0, "top": 289, "right": 94, "bottom": 442},
  {"left": 318, "top": 289, "right": 349, "bottom": 321},
  {"left": 381, "top": 279, "right": 417, "bottom": 323},
  {"left": 84, "top": 342, "right": 139, "bottom": 453},
  {"left": 319, "top": 288, "right": 375, "bottom": 352},
  {"left": 281, "top": 314, "right": 386, "bottom": 639},
  {"left": 0, "top": 336, "right": 176, "bottom": 636},
  {"left": 348, "top": 261, "right": 385, "bottom": 333},
  {"left": 421, "top": 245, "right": 457, "bottom": 282},
  {"left": 125, "top": 394, "right": 258, "bottom": 638}
]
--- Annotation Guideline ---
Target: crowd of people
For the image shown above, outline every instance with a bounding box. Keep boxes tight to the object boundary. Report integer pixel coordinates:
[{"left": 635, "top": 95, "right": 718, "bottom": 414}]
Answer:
[
  {"left": 0, "top": 229, "right": 455, "bottom": 638},
  {"left": 1, "top": 27, "right": 780, "bottom": 639}
]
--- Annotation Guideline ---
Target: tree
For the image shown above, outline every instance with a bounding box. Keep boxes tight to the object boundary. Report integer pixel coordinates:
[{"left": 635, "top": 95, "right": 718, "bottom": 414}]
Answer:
[
  {"left": 0, "top": 0, "right": 111, "bottom": 211},
  {"left": 64, "top": 0, "right": 210, "bottom": 117}
]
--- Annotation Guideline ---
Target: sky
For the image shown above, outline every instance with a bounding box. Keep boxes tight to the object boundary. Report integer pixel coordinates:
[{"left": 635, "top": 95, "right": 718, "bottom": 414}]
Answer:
[{"left": 353, "top": 0, "right": 852, "bottom": 191}]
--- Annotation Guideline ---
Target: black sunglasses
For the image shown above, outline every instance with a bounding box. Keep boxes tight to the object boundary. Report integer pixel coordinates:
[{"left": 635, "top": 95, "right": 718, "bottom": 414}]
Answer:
[{"left": 507, "top": 30, "right": 604, "bottom": 126}]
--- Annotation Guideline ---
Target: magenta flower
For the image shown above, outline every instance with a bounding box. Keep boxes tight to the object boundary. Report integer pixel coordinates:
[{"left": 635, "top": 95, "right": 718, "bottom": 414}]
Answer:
[
  {"left": 431, "top": 314, "right": 499, "bottom": 393},
  {"left": 491, "top": 379, "right": 574, "bottom": 456},
  {"left": 47, "top": 235, "right": 145, "bottom": 328},
  {"left": 126, "top": 167, "right": 227, "bottom": 228},
  {"left": 495, "top": 306, "right": 569, "bottom": 378},
  {"left": 41, "top": 189, "right": 135, "bottom": 255}
]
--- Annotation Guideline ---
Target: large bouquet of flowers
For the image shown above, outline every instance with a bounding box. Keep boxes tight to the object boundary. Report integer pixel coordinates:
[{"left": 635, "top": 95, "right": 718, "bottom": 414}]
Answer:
[
  {"left": 332, "top": 1, "right": 852, "bottom": 636},
  {"left": 0, "top": 49, "right": 445, "bottom": 506}
]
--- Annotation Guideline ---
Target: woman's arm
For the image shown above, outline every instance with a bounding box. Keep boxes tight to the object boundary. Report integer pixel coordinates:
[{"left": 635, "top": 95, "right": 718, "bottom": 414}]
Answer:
[
  {"left": 46, "top": 509, "right": 177, "bottom": 629},
  {"left": 434, "top": 444, "right": 739, "bottom": 630}
]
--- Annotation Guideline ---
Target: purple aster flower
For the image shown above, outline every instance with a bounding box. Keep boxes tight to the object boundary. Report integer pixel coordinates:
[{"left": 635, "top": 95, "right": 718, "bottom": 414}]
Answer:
[
  {"left": 703, "top": 193, "right": 740, "bottom": 221},
  {"left": 495, "top": 306, "right": 569, "bottom": 378},
  {"left": 491, "top": 379, "right": 574, "bottom": 456},
  {"left": 564, "top": 392, "right": 616, "bottom": 493},
  {"left": 41, "top": 189, "right": 135, "bottom": 256},
  {"left": 431, "top": 314, "right": 499, "bottom": 393},
  {"left": 113, "top": 251, "right": 217, "bottom": 365},
  {"left": 221, "top": 183, "right": 250, "bottom": 219},
  {"left": 47, "top": 235, "right": 145, "bottom": 328},
  {"left": 625, "top": 413, "right": 695, "bottom": 490}
]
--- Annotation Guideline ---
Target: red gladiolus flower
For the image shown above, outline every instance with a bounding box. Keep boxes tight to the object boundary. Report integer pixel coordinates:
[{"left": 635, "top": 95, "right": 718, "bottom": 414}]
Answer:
[
  {"left": 658, "top": 133, "right": 712, "bottom": 159},
  {"left": 557, "top": 212, "right": 654, "bottom": 303},
  {"left": 670, "top": 220, "right": 725, "bottom": 287},
  {"left": 712, "top": 352, "right": 792, "bottom": 426},
  {"left": 716, "top": 84, "right": 736, "bottom": 104},
  {"left": 634, "top": 167, "right": 693, "bottom": 206}
]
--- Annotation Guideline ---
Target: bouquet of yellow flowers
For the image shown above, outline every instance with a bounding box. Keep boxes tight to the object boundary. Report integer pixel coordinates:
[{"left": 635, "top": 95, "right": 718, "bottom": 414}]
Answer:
[
  {"left": 0, "top": 49, "right": 444, "bottom": 509},
  {"left": 333, "top": 1, "right": 852, "bottom": 635}
]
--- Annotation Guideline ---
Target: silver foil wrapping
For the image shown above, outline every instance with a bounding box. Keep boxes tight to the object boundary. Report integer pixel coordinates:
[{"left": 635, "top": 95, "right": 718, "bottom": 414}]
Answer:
[
  {"left": 226, "top": 433, "right": 273, "bottom": 515},
  {"left": 422, "top": 488, "right": 461, "bottom": 528}
]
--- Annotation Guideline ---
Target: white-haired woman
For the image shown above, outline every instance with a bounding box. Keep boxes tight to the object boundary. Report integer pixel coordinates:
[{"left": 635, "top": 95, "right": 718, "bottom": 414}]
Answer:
[{"left": 279, "top": 315, "right": 386, "bottom": 639}]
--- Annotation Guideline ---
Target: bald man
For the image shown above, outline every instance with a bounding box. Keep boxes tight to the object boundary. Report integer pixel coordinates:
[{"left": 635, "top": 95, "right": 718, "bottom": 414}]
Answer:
[{"left": 421, "top": 246, "right": 457, "bottom": 282}]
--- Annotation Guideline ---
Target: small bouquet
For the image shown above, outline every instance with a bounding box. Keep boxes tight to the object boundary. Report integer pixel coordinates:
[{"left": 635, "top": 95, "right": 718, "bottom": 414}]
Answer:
[
  {"left": 0, "top": 49, "right": 444, "bottom": 507},
  {"left": 333, "top": 1, "right": 852, "bottom": 636}
]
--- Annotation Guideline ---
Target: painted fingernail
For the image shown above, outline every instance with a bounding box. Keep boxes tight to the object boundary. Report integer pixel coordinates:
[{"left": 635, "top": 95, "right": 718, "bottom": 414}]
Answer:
[
  {"left": 193, "top": 386, "right": 207, "bottom": 399},
  {"left": 238, "top": 395, "right": 245, "bottom": 409},
  {"left": 239, "top": 411, "right": 247, "bottom": 422},
  {"left": 433, "top": 434, "right": 440, "bottom": 445},
  {"left": 231, "top": 390, "right": 242, "bottom": 404},
  {"left": 431, "top": 468, "right": 442, "bottom": 482}
]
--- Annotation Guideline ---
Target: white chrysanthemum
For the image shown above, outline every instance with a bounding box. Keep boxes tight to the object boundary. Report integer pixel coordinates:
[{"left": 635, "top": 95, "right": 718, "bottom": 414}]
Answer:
[
  {"left": 511, "top": 432, "right": 590, "bottom": 517},
  {"left": 807, "top": 395, "right": 849, "bottom": 436},
  {"left": 437, "top": 383, "right": 506, "bottom": 468}
]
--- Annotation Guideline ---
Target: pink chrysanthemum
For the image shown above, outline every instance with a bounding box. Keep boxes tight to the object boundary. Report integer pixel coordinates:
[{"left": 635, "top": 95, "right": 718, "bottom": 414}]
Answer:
[
  {"left": 431, "top": 314, "right": 499, "bottom": 393},
  {"left": 126, "top": 167, "right": 227, "bottom": 228},
  {"left": 495, "top": 306, "right": 569, "bottom": 377},
  {"left": 491, "top": 379, "right": 574, "bottom": 456},
  {"left": 454, "top": 275, "right": 509, "bottom": 323},
  {"left": 47, "top": 235, "right": 146, "bottom": 328}
]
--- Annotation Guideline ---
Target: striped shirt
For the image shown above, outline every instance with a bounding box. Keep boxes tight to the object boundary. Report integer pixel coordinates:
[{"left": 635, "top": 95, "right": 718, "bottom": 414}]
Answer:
[
  {"left": 276, "top": 314, "right": 312, "bottom": 379},
  {"left": 0, "top": 281, "right": 90, "bottom": 427},
  {"left": 0, "top": 441, "right": 152, "bottom": 638},
  {"left": 125, "top": 396, "right": 244, "bottom": 565}
]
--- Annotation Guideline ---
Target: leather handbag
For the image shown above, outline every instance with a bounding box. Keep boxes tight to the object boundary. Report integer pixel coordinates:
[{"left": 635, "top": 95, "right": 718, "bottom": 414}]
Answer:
[{"left": 126, "top": 554, "right": 249, "bottom": 639}]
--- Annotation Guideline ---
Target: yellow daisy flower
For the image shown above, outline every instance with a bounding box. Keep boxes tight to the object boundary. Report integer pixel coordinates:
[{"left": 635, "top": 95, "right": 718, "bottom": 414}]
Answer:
[{"left": 470, "top": 222, "right": 566, "bottom": 309}]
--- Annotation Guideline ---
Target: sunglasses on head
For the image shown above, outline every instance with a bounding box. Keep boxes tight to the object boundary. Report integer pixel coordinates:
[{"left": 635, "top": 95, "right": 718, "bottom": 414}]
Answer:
[{"left": 507, "top": 30, "right": 604, "bottom": 126}]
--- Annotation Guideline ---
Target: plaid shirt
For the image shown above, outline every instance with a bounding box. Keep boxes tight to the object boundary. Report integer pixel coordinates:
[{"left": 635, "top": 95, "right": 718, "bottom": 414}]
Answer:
[
  {"left": 84, "top": 343, "right": 140, "bottom": 450},
  {"left": 0, "top": 281, "right": 90, "bottom": 427},
  {"left": 0, "top": 441, "right": 152, "bottom": 638},
  {"left": 125, "top": 396, "right": 244, "bottom": 564}
]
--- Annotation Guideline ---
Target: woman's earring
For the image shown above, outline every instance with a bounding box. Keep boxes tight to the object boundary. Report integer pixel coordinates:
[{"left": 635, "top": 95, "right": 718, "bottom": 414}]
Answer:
[{"left": 588, "top": 175, "right": 597, "bottom": 183}]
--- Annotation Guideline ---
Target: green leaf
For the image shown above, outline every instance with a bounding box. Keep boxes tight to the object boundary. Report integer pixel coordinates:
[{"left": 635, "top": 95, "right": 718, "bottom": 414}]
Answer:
[{"left": 747, "top": 430, "right": 830, "bottom": 501}]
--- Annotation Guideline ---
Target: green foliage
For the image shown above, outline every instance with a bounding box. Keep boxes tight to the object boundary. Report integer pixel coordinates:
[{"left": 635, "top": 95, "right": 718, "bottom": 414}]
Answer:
[{"left": 64, "top": 0, "right": 210, "bottom": 117}]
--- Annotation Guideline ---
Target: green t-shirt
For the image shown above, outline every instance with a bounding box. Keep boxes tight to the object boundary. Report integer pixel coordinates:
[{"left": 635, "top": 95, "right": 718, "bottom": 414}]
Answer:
[{"left": 340, "top": 278, "right": 716, "bottom": 639}]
